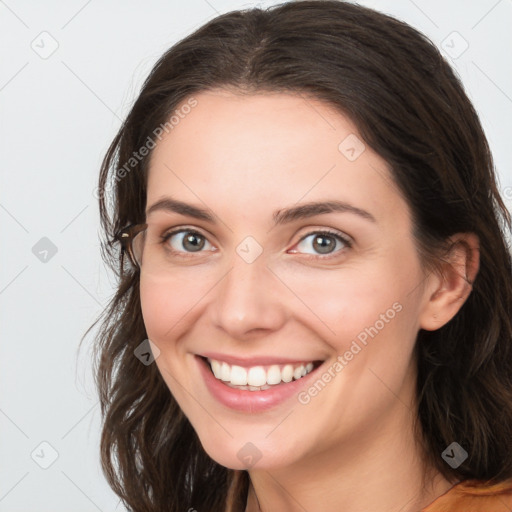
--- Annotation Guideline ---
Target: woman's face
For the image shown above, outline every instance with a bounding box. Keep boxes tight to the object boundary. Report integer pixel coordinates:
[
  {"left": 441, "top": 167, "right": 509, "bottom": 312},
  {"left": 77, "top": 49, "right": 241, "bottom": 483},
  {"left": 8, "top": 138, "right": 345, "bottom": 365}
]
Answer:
[{"left": 140, "top": 90, "right": 436, "bottom": 471}]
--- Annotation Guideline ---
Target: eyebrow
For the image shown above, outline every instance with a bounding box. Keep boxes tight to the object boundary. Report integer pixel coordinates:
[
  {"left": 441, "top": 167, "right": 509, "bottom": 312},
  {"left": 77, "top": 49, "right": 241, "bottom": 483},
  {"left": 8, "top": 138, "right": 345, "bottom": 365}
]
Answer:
[{"left": 146, "top": 197, "right": 376, "bottom": 225}]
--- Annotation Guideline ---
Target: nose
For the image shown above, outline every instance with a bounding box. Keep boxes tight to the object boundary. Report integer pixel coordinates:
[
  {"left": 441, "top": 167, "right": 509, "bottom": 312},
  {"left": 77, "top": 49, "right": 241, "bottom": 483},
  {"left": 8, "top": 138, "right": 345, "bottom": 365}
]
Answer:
[{"left": 208, "top": 252, "right": 288, "bottom": 339}]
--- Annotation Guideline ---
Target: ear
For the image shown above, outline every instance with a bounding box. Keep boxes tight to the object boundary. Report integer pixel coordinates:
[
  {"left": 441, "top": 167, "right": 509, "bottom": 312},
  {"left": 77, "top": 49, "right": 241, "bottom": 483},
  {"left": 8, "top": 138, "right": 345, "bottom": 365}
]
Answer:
[{"left": 419, "top": 233, "right": 480, "bottom": 331}]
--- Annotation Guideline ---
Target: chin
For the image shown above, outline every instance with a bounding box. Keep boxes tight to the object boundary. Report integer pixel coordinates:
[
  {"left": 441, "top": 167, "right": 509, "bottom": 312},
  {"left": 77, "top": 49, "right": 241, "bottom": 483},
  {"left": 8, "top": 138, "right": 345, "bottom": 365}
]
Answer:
[{"left": 197, "top": 432, "right": 300, "bottom": 471}]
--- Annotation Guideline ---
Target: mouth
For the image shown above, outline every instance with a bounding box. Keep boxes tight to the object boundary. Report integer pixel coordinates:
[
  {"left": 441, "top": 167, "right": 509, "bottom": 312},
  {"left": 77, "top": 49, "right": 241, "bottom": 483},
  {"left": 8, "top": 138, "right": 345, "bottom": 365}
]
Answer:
[{"left": 199, "top": 355, "right": 324, "bottom": 392}]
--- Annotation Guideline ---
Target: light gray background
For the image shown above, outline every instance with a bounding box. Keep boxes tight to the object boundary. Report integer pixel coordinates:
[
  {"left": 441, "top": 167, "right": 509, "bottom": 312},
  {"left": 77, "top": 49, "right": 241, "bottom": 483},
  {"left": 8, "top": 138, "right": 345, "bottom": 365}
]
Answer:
[{"left": 1, "top": 0, "right": 511, "bottom": 510}]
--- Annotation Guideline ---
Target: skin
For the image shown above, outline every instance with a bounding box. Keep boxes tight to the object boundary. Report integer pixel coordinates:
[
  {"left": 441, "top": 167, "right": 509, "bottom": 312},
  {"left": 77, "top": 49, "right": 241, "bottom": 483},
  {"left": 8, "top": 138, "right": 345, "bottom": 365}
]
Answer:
[{"left": 140, "top": 89, "right": 479, "bottom": 512}]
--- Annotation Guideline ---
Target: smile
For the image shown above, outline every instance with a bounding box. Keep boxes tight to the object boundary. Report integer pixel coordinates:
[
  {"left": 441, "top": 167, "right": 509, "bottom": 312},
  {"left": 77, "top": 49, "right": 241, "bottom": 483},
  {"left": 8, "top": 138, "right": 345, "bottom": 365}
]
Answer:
[
  {"left": 207, "top": 357, "right": 316, "bottom": 390},
  {"left": 196, "top": 354, "right": 325, "bottom": 412}
]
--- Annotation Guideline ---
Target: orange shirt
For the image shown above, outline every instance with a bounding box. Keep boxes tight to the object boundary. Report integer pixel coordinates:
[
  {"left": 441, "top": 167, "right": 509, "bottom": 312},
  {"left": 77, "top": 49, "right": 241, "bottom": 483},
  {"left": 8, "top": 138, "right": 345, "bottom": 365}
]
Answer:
[{"left": 422, "top": 478, "right": 512, "bottom": 511}]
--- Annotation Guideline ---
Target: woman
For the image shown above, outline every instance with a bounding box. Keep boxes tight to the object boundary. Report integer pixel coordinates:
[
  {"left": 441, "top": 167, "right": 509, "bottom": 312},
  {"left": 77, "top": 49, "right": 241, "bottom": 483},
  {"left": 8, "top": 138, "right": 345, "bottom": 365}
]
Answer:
[{"left": 91, "top": 1, "right": 512, "bottom": 510}]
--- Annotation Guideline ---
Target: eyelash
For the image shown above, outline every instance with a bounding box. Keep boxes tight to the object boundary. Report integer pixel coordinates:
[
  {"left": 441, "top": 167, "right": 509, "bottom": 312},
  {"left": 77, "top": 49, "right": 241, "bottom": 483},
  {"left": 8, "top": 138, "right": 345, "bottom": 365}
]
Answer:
[{"left": 159, "top": 227, "right": 352, "bottom": 260}]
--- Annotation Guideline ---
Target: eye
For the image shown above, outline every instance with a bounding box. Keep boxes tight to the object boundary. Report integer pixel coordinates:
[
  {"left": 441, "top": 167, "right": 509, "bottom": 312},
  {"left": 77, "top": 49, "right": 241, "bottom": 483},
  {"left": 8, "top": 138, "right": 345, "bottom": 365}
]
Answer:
[
  {"left": 161, "top": 228, "right": 215, "bottom": 254},
  {"left": 158, "top": 227, "right": 351, "bottom": 259},
  {"left": 290, "top": 230, "right": 352, "bottom": 257}
]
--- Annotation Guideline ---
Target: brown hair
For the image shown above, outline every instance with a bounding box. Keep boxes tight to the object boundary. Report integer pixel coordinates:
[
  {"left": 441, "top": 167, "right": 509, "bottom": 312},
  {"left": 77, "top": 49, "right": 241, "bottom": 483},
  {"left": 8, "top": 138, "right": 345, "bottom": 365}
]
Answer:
[{"left": 88, "top": 1, "right": 512, "bottom": 510}]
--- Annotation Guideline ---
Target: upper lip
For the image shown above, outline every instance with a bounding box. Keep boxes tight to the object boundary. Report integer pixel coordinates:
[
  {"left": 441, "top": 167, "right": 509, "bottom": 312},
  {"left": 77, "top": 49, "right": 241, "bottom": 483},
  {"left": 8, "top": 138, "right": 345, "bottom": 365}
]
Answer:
[{"left": 198, "top": 352, "right": 323, "bottom": 367}]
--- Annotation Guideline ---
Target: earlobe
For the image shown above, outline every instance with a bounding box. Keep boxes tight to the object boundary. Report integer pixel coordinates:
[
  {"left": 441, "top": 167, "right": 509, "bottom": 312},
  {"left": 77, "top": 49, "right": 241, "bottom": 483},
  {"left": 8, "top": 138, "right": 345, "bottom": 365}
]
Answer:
[{"left": 419, "top": 233, "right": 480, "bottom": 331}]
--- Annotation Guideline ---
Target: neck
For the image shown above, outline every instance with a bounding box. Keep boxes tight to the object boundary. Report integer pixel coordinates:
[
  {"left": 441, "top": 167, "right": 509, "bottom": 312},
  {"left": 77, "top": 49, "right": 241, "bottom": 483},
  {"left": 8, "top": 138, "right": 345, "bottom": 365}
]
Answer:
[{"left": 245, "top": 402, "right": 455, "bottom": 512}]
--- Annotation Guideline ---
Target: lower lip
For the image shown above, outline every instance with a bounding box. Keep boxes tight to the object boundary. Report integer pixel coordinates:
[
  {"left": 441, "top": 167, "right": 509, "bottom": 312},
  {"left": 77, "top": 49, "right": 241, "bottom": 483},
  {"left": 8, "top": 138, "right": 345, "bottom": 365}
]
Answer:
[{"left": 195, "top": 355, "right": 323, "bottom": 413}]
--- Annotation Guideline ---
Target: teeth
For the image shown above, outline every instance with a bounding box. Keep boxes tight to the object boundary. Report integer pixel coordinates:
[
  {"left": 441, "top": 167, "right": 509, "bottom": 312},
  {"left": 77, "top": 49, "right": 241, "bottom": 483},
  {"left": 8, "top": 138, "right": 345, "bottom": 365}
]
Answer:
[
  {"left": 230, "top": 365, "right": 247, "bottom": 385},
  {"left": 267, "top": 365, "right": 282, "bottom": 385},
  {"left": 282, "top": 364, "right": 294, "bottom": 383},
  {"left": 206, "top": 358, "right": 317, "bottom": 389},
  {"left": 220, "top": 362, "right": 230, "bottom": 382},
  {"left": 248, "top": 366, "right": 267, "bottom": 387},
  {"left": 211, "top": 359, "right": 222, "bottom": 379}
]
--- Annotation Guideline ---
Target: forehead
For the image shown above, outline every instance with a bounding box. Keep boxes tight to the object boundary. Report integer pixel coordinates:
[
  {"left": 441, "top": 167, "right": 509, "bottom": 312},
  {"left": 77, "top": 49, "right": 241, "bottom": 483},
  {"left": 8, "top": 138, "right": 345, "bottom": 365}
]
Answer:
[
  {"left": 145, "top": 90, "right": 409, "bottom": 228},
  {"left": 149, "top": 90, "right": 357, "bottom": 176}
]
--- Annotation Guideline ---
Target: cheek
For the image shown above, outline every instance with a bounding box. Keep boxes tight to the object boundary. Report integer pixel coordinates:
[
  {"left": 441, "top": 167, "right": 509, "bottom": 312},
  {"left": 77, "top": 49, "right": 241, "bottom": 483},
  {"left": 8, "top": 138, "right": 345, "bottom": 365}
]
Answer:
[
  {"left": 280, "top": 262, "right": 422, "bottom": 379},
  {"left": 139, "top": 276, "right": 200, "bottom": 402},
  {"left": 279, "top": 265, "right": 405, "bottom": 342},
  {"left": 139, "top": 275, "right": 195, "bottom": 341},
  {"left": 140, "top": 279, "right": 165, "bottom": 339}
]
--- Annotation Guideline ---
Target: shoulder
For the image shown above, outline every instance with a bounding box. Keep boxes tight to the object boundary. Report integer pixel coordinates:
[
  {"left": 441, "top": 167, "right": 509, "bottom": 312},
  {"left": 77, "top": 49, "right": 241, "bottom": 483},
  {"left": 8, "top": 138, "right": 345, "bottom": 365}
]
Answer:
[{"left": 422, "top": 478, "right": 512, "bottom": 512}]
